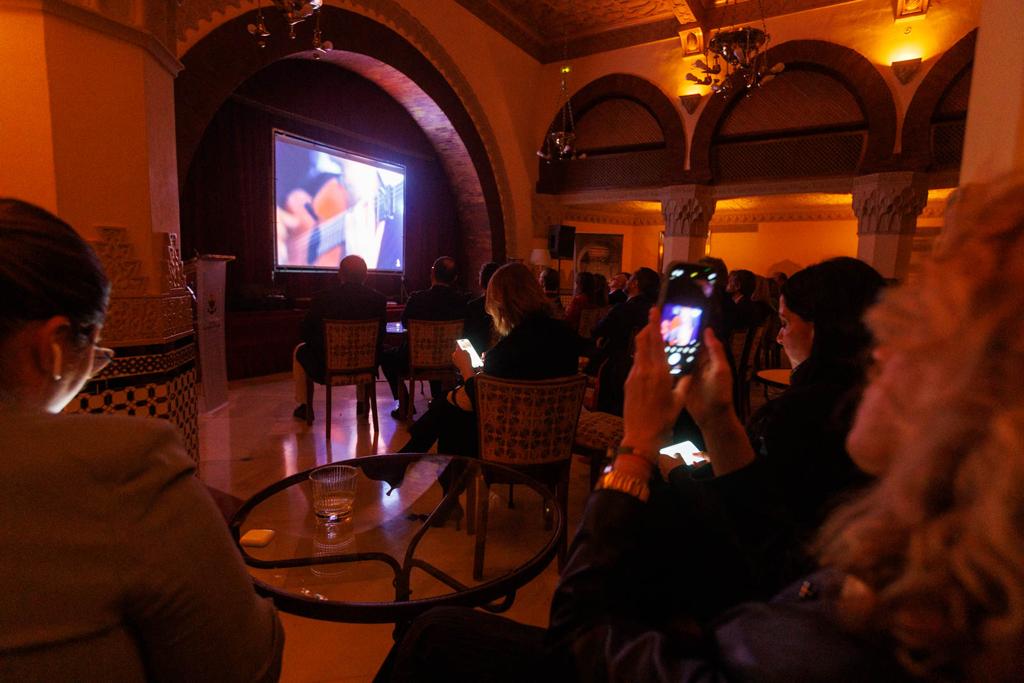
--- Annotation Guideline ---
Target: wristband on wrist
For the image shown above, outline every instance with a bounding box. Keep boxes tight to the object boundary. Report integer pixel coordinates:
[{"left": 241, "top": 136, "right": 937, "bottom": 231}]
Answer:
[{"left": 596, "top": 468, "right": 650, "bottom": 502}]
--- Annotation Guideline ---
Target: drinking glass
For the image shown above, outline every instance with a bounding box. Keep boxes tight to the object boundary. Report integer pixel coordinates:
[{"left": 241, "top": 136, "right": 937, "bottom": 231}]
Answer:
[{"left": 309, "top": 465, "right": 358, "bottom": 521}]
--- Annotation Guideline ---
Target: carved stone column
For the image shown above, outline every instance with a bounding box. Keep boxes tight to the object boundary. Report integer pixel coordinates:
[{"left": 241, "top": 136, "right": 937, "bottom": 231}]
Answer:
[
  {"left": 852, "top": 173, "right": 928, "bottom": 280},
  {"left": 661, "top": 185, "right": 716, "bottom": 264},
  {"left": 0, "top": 0, "right": 197, "bottom": 461}
]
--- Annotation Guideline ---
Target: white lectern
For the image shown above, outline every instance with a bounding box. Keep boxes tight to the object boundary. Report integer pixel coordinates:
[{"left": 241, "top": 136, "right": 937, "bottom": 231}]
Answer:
[{"left": 188, "top": 254, "right": 235, "bottom": 413}]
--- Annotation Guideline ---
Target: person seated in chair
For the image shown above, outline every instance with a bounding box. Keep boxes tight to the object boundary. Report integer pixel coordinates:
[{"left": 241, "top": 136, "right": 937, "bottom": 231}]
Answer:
[
  {"left": 381, "top": 256, "right": 469, "bottom": 417},
  {"left": 292, "top": 254, "right": 386, "bottom": 421},
  {"left": 585, "top": 267, "right": 660, "bottom": 415},
  {"left": 608, "top": 271, "right": 630, "bottom": 306},
  {"left": 0, "top": 199, "right": 283, "bottom": 681},
  {"left": 397, "top": 263, "right": 580, "bottom": 515},
  {"left": 463, "top": 261, "right": 500, "bottom": 354},
  {"left": 539, "top": 267, "right": 565, "bottom": 319}
]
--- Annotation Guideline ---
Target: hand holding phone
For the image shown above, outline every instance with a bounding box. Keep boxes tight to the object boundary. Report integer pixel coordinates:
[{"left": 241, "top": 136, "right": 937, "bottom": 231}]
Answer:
[
  {"left": 456, "top": 338, "right": 484, "bottom": 369},
  {"left": 658, "top": 440, "right": 708, "bottom": 467},
  {"left": 657, "top": 263, "right": 713, "bottom": 377}
]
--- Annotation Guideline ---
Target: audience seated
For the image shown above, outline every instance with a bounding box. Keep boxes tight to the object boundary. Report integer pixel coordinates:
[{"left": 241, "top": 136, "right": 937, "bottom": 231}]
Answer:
[
  {"left": 563, "top": 271, "right": 599, "bottom": 334},
  {"left": 386, "top": 177, "right": 1024, "bottom": 682},
  {"left": 607, "top": 271, "right": 630, "bottom": 306},
  {"left": 725, "top": 268, "right": 773, "bottom": 334},
  {"left": 398, "top": 263, "right": 580, "bottom": 508},
  {"left": 292, "top": 254, "right": 386, "bottom": 421},
  {"left": 463, "top": 261, "right": 500, "bottom": 354},
  {"left": 381, "top": 256, "right": 469, "bottom": 416},
  {"left": 585, "top": 267, "right": 660, "bottom": 415},
  {"left": 0, "top": 199, "right": 283, "bottom": 681},
  {"left": 538, "top": 267, "right": 565, "bottom": 319},
  {"left": 591, "top": 273, "right": 609, "bottom": 308}
]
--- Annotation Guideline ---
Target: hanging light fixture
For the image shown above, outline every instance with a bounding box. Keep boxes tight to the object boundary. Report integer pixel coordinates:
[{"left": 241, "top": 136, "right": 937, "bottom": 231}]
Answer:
[
  {"left": 686, "top": 0, "right": 784, "bottom": 96},
  {"left": 537, "top": 0, "right": 585, "bottom": 163},
  {"left": 537, "top": 65, "right": 584, "bottom": 162},
  {"left": 248, "top": 0, "right": 333, "bottom": 58}
]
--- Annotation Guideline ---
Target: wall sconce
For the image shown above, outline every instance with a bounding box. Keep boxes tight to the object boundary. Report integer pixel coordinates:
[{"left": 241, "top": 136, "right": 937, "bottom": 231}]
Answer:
[
  {"left": 679, "top": 28, "right": 703, "bottom": 56},
  {"left": 891, "top": 57, "right": 922, "bottom": 84},
  {"left": 679, "top": 94, "right": 703, "bottom": 115},
  {"left": 894, "top": 0, "right": 929, "bottom": 21}
]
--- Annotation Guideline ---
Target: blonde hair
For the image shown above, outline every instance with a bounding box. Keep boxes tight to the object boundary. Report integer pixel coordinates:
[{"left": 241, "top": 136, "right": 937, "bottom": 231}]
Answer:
[
  {"left": 486, "top": 263, "right": 548, "bottom": 337},
  {"left": 818, "top": 177, "right": 1024, "bottom": 680}
]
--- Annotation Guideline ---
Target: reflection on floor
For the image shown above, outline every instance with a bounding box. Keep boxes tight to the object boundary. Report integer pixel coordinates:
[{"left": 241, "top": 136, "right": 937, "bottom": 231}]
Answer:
[{"left": 198, "top": 374, "right": 594, "bottom": 683}]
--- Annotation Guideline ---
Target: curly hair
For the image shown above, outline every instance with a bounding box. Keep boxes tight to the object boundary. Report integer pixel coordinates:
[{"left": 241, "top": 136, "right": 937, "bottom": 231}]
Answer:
[{"left": 818, "top": 177, "right": 1024, "bottom": 680}]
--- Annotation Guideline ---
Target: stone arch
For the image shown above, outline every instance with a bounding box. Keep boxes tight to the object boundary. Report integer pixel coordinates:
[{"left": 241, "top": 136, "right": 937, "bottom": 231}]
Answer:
[
  {"left": 902, "top": 29, "right": 978, "bottom": 170},
  {"left": 176, "top": 3, "right": 512, "bottom": 260},
  {"left": 536, "top": 73, "right": 687, "bottom": 191},
  {"left": 691, "top": 40, "right": 898, "bottom": 181}
]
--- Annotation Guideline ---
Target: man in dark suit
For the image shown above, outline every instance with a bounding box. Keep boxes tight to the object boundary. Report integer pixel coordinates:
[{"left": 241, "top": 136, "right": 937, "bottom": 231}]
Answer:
[
  {"left": 586, "top": 267, "right": 661, "bottom": 415},
  {"left": 292, "top": 255, "right": 387, "bottom": 420},
  {"left": 463, "top": 261, "right": 500, "bottom": 354},
  {"left": 608, "top": 271, "right": 630, "bottom": 306},
  {"left": 381, "top": 256, "right": 469, "bottom": 416}
]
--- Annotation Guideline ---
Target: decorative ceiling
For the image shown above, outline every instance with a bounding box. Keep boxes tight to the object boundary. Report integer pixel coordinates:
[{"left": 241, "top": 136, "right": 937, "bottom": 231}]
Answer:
[{"left": 455, "top": 0, "right": 853, "bottom": 62}]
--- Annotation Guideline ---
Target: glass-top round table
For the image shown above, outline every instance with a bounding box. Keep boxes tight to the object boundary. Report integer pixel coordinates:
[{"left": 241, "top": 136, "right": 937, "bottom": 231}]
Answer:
[{"left": 230, "top": 454, "right": 562, "bottom": 624}]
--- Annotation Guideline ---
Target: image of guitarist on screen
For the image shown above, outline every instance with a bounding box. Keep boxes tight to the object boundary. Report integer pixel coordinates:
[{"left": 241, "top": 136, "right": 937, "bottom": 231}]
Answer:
[{"left": 275, "top": 146, "right": 404, "bottom": 271}]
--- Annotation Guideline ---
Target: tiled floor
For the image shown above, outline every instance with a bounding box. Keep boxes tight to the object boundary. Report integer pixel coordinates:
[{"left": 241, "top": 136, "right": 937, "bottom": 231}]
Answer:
[{"left": 198, "top": 374, "right": 594, "bottom": 683}]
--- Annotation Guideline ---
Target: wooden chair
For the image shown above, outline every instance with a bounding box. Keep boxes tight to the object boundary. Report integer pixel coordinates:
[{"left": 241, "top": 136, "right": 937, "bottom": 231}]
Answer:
[
  {"left": 472, "top": 374, "right": 587, "bottom": 579},
  {"left": 731, "top": 322, "right": 768, "bottom": 424},
  {"left": 402, "top": 319, "right": 465, "bottom": 419},
  {"left": 305, "top": 319, "right": 380, "bottom": 439},
  {"left": 577, "top": 305, "right": 611, "bottom": 339}
]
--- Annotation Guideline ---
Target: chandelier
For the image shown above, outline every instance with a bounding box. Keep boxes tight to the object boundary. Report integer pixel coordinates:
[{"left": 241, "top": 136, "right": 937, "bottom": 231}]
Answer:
[
  {"left": 248, "top": 0, "right": 333, "bottom": 58},
  {"left": 537, "top": 65, "right": 585, "bottom": 162},
  {"left": 686, "top": 1, "right": 783, "bottom": 96}
]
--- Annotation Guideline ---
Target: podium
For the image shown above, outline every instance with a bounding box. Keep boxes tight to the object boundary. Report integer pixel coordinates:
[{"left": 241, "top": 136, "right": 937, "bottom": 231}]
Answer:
[{"left": 186, "top": 255, "right": 235, "bottom": 413}]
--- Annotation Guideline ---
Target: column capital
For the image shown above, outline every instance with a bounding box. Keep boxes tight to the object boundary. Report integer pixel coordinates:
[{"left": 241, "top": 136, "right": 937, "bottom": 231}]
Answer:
[
  {"left": 852, "top": 172, "right": 928, "bottom": 236},
  {"left": 660, "top": 185, "right": 716, "bottom": 238}
]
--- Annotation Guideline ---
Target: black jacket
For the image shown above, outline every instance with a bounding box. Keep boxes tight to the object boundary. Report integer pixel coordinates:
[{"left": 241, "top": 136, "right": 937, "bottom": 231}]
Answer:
[
  {"left": 547, "top": 490, "right": 908, "bottom": 682},
  {"left": 482, "top": 312, "right": 580, "bottom": 380},
  {"left": 402, "top": 284, "right": 469, "bottom": 325},
  {"left": 463, "top": 294, "right": 494, "bottom": 353},
  {"left": 298, "top": 281, "right": 387, "bottom": 379}
]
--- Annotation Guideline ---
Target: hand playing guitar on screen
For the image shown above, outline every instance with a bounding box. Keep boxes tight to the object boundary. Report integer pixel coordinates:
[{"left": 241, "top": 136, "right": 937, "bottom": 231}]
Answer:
[{"left": 275, "top": 180, "right": 350, "bottom": 267}]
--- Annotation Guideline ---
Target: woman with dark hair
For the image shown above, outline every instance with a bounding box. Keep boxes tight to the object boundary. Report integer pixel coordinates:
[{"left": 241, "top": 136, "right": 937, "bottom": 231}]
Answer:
[
  {"left": 0, "top": 199, "right": 283, "bottom": 680},
  {"left": 745, "top": 256, "right": 885, "bottom": 529}
]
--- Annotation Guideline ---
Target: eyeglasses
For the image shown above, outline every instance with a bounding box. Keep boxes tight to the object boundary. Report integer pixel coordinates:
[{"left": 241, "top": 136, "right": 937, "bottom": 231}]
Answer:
[{"left": 92, "top": 346, "right": 115, "bottom": 377}]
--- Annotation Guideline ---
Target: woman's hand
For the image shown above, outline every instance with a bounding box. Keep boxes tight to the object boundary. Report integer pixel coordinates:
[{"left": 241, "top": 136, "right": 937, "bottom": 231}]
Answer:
[
  {"left": 621, "top": 310, "right": 689, "bottom": 457},
  {"left": 684, "top": 327, "right": 734, "bottom": 430},
  {"left": 452, "top": 347, "right": 475, "bottom": 379}
]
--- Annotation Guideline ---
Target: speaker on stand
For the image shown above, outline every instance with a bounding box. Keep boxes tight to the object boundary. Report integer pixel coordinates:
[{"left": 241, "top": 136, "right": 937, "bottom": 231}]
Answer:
[{"left": 547, "top": 224, "right": 576, "bottom": 298}]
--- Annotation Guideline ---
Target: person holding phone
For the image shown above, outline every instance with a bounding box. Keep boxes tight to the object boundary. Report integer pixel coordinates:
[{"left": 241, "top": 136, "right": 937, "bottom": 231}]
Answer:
[{"left": 398, "top": 263, "right": 579, "bottom": 515}]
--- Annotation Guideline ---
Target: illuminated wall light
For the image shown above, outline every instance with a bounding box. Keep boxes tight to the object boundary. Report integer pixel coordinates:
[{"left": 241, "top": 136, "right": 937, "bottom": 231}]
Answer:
[{"left": 891, "top": 57, "right": 923, "bottom": 84}]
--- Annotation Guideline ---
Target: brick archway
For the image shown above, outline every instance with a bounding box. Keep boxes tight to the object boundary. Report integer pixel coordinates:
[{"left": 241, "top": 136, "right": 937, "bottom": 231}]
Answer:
[
  {"left": 176, "top": 6, "right": 505, "bottom": 262},
  {"left": 690, "top": 40, "right": 898, "bottom": 181},
  {"left": 901, "top": 29, "right": 978, "bottom": 170}
]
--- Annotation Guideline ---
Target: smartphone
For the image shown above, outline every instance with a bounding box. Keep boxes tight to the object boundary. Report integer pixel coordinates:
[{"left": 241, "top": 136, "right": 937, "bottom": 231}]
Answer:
[
  {"left": 456, "top": 338, "right": 484, "bottom": 368},
  {"left": 657, "top": 262, "right": 714, "bottom": 376},
  {"left": 386, "top": 321, "right": 404, "bottom": 334},
  {"left": 659, "top": 440, "right": 708, "bottom": 467}
]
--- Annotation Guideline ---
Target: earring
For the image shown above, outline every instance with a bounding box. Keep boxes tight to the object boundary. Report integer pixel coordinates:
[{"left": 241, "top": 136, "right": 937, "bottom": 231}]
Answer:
[{"left": 51, "top": 343, "right": 63, "bottom": 382}]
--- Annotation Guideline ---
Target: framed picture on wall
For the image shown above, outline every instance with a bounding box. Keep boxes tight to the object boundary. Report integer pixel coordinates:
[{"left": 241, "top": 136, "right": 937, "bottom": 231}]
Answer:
[{"left": 574, "top": 233, "right": 624, "bottom": 280}]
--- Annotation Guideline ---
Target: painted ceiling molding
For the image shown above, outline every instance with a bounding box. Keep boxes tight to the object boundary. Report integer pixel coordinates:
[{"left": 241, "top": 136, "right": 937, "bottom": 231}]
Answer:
[{"left": 176, "top": 0, "right": 518, "bottom": 255}]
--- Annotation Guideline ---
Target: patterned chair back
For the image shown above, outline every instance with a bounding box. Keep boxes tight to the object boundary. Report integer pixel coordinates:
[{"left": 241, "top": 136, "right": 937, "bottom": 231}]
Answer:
[
  {"left": 407, "top": 319, "right": 465, "bottom": 370},
  {"left": 323, "top": 319, "right": 379, "bottom": 380},
  {"left": 577, "top": 305, "right": 611, "bottom": 339},
  {"left": 475, "top": 374, "right": 587, "bottom": 467}
]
